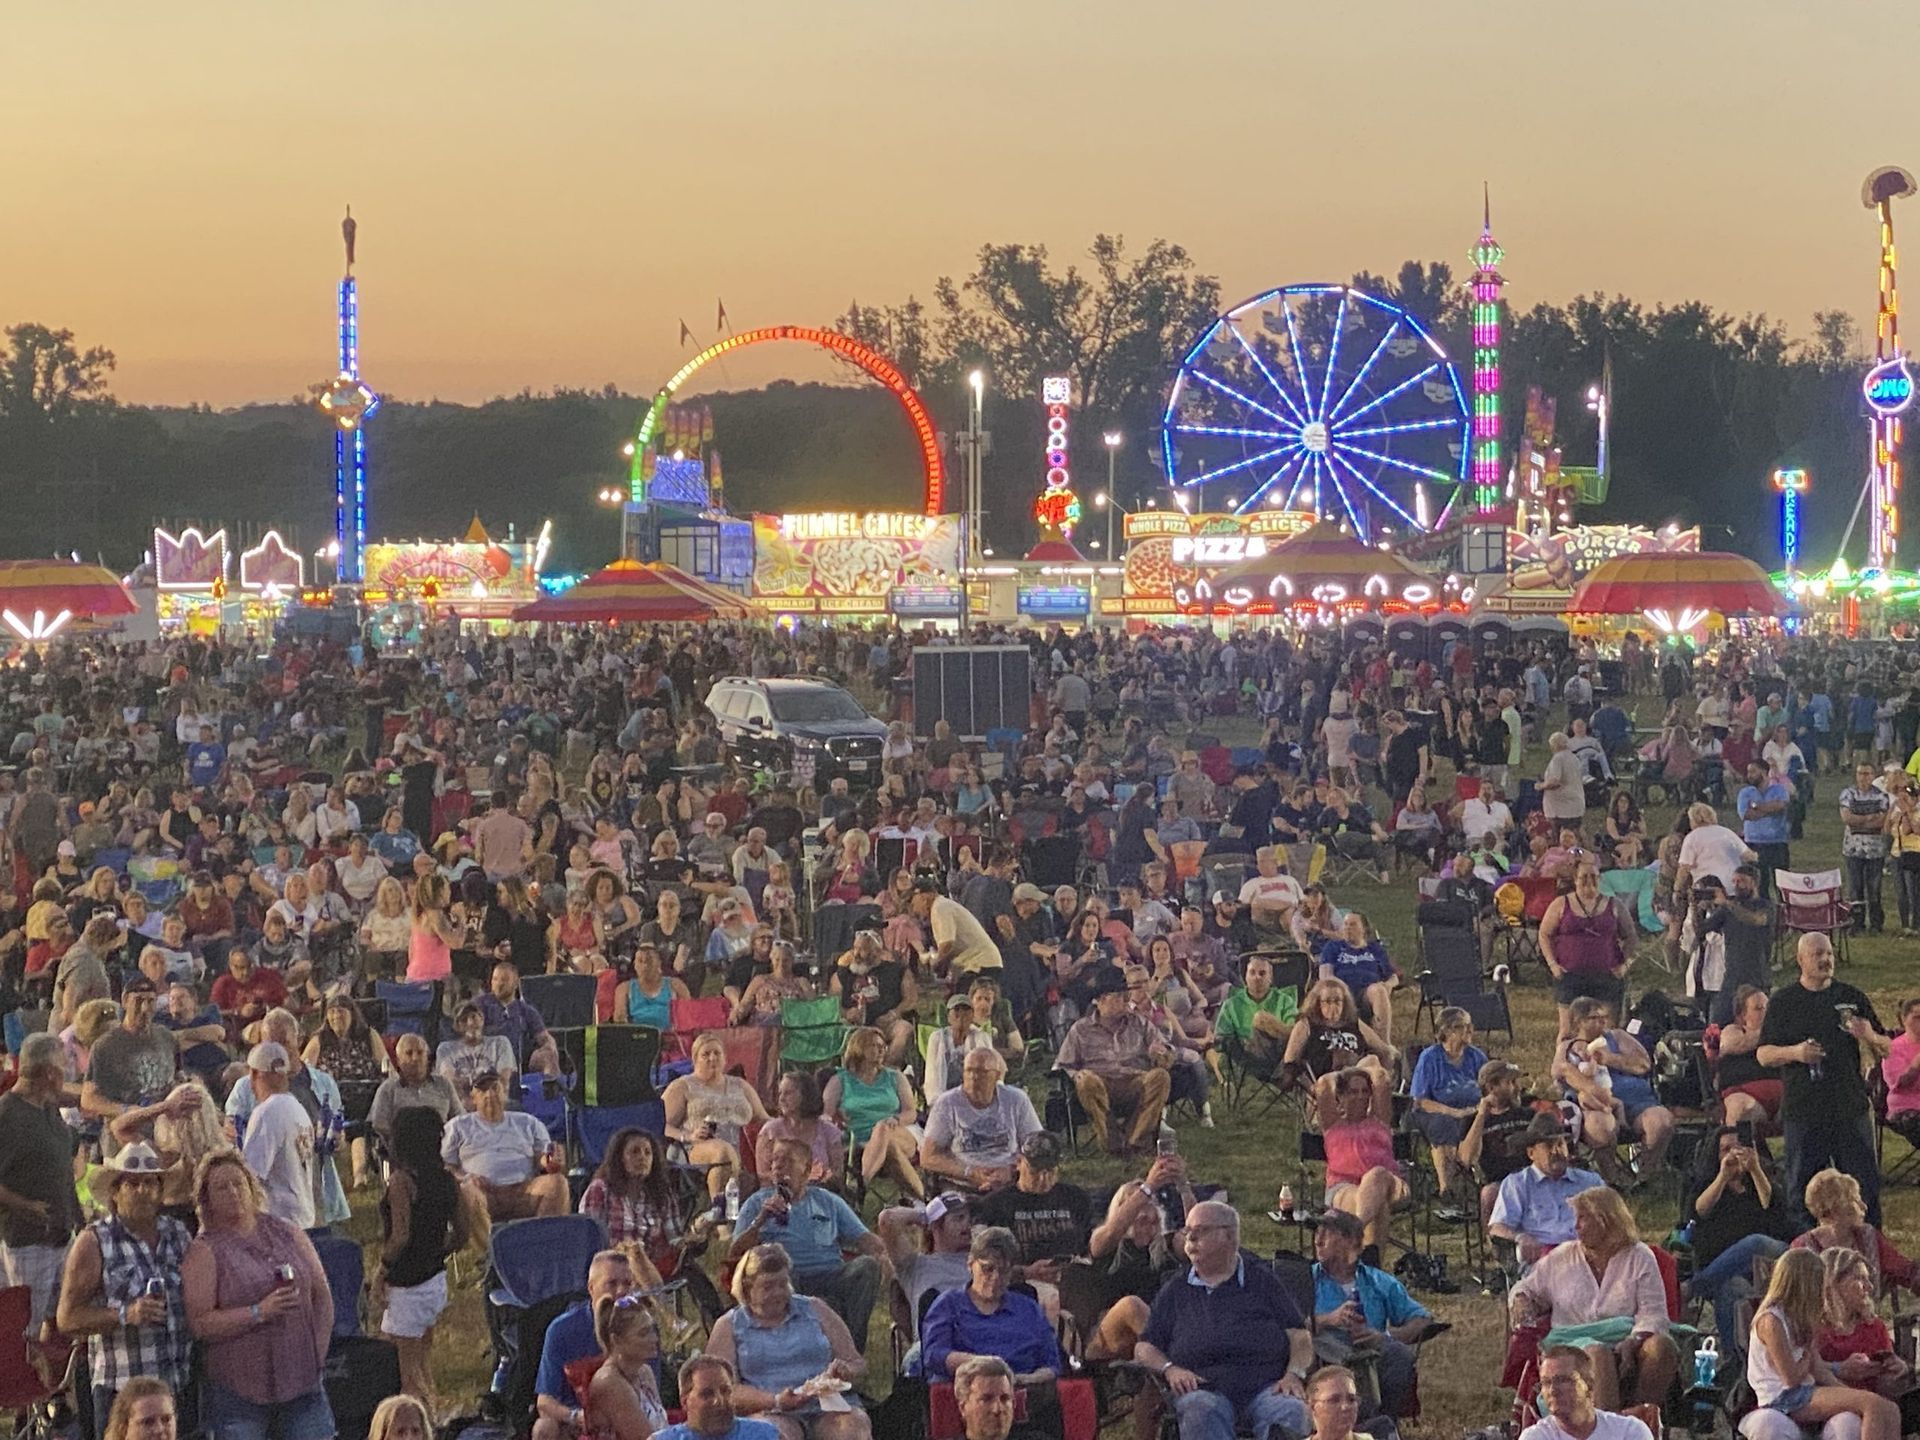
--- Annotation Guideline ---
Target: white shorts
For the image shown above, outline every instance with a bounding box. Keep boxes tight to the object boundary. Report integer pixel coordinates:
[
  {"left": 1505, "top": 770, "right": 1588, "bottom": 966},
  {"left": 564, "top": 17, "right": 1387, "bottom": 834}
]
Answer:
[{"left": 381, "top": 1270, "right": 448, "bottom": 1339}]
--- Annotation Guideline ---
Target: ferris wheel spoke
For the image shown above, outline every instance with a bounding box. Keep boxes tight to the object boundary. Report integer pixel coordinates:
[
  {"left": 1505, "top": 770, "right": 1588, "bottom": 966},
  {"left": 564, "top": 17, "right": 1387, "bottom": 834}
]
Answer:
[
  {"left": 1283, "top": 453, "right": 1314, "bottom": 511},
  {"left": 1225, "top": 320, "right": 1311, "bottom": 428},
  {"left": 1317, "top": 294, "right": 1348, "bottom": 423},
  {"left": 1332, "top": 438, "right": 1455, "bottom": 487},
  {"left": 1235, "top": 445, "right": 1306, "bottom": 513},
  {"left": 1327, "top": 448, "right": 1423, "bottom": 532},
  {"left": 1332, "top": 416, "right": 1459, "bottom": 441},
  {"left": 1334, "top": 362, "right": 1440, "bottom": 430},
  {"left": 1176, "top": 441, "right": 1295, "bottom": 489},
  {"left": 1326, "top": 320, "right": 1401, "bottom": 426},
  {"left": 1323, "top": 454, "right": 1367, "bottom": 535},
  {"left": 1282, "top": 297, "right": 1319, "bottom": 421},
  {"left": 1187, "top": 367, "right": 1298, "bottom": 430},
  {"left": 1173, "top": 423, "right": 1292, "bottom": 441}
]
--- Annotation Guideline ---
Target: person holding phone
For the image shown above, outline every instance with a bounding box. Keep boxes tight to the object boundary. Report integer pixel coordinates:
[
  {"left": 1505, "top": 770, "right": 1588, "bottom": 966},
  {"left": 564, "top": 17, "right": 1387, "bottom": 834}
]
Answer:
[
  {"left": 1684, "top": 1126, "right": 1792, "bottom": 1361},
  {"left": 973, "top": 1133, "right": 1094, "bottom": 1290}
]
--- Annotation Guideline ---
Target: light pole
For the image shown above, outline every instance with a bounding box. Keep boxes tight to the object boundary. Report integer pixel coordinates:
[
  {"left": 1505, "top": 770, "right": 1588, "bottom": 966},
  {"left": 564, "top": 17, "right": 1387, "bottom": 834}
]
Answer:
[
  {"left": 957, "top": 369, "right": 986, "bottom": 632},
  {"left": 1102, "top": 431, "right": 1121, "bottom": 554},
  {"left": 1585, "top": 383, "right": 1609, "bottom": 481}
]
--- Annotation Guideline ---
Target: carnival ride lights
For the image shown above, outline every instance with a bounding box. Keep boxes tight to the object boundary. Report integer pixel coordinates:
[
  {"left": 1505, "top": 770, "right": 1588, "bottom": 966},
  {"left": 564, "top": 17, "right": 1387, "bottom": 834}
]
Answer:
[
  {"left": 1862, "top": 168, "right": 1918, "bottom": 572},
  {"left": 626, "top": 326, "right": 946, "bottom": 516},
  {"left": 315, "top": 208, "right": 378, "bottom": 584},
  {"left": 1468, "top": 187, "right": 1505, "bottom": 514},
  {"left": 1160, "top": 283, "right": 1470, "bottom": 541},
  {"left": 1034, "top": 376, "right": 1083, "bottom": 538}
]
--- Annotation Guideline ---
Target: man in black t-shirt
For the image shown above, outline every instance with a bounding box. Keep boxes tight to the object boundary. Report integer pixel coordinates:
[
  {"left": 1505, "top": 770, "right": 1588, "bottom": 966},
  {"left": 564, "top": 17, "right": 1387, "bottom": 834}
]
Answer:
[
  {"left": 1458, "top": 1060, "right": 1536, "bottom": 1221},
  {"left": 1757, "top": 932, "right": 1889, "bottom": 1226},
  {"left": 973, "top": 1133, "right": 1093, "bottom": 1283}
]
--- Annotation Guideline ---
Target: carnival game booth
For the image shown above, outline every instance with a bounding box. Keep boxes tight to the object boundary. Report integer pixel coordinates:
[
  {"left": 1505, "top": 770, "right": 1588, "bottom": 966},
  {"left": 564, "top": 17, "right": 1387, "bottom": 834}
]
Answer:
[
  {"left": 361, "top": 518, "right": 544, "bottom": 624},
  {"left": 147, "top": 526, "right": 306, "bottom": 634}
]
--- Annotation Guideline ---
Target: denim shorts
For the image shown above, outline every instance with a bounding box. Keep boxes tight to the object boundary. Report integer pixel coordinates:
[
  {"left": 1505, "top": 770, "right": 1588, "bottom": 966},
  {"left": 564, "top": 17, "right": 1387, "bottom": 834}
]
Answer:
[
  {"left": 204, "top": 1382, "right": 335, "bottom": 1440},
  {"left": 1766, "top": 1384, "right": 1815, "bottom": 1414}
]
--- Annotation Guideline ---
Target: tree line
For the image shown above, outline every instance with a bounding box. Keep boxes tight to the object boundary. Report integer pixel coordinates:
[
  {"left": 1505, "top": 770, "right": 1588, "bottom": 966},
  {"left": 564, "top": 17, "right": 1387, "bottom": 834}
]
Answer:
[{"left": 0, "top": 239, "right": 1895, "bottom": 571}]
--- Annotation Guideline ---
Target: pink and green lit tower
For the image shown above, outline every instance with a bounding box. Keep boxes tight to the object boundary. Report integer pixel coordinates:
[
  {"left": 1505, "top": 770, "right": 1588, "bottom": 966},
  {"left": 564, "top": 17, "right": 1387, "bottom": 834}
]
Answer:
[{"left": 1468, "top": 185, "right": 1505, "bottom": 513}]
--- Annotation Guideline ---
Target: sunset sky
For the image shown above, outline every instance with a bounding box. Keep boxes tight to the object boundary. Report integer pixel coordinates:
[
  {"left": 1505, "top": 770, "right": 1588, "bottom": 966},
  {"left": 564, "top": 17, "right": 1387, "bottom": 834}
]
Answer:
[{"left": 4, "top": 1, "right": 1904, "bottom": 409}]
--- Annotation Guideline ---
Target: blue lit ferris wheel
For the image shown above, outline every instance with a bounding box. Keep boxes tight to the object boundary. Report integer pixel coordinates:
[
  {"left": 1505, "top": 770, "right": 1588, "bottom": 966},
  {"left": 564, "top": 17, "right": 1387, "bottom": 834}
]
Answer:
[{"left": 1159, "top": 283, "right": 1470, "bottom": 539}]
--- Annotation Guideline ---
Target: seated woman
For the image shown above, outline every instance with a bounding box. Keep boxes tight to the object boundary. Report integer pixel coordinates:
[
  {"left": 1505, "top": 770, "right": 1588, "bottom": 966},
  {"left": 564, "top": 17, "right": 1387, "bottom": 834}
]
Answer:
[
  {"left": 1552, "top": 996, "right": 1672, "bottom": 1178},
  {"left": 704, "top": 1243, "right": 871, "bottom": 1440},
  {"left": 1289, "top": 886, "right": 1346, "bottom": 957},
  {"left": 662, "top": 1033, "right": 771, "bottom": 1202},
  {"left": 1601, "top": 793, "right": 1647, "bottom": 869},
  {"left": 1748, "top": 1249, "right": 1898, "bottom": 1440},
  {"left": 584, "top": 1286, "right": 668, "bottom": 1440},
  {"left": 1144, "top": 935, "right": 1215, "bottom": 1056},
  {"left": 829, "top": 929, "right": 918, "bottom": 1069},
  {"left": 823, "top": 1026, "right": 926, "bottom": 1203},
  {"left": 580, "top": 1127, "right": 699, "bottom": 1290},
  {"left": 1879, "top": 997, "right": 1920, "bottom": 1144},
  {"left": 1317, "top": 913, "right": 1401, "bottom": 1047},
  {"left": 1408, "top": 1007, "right": 1488, "bottom": 1198},
  {"left": 755, "top": 1072, "right": 848, "bottom": 1189},
  {"left": 1317, "top": 1065, "right": 1407, "bottom": 1254},
  {"left": 1391, "top": 785, "right": 1446, "bottom": 872},
  {"left": 1685, "top": 1124, "right": 1791, "bottom": 1361},
  {"left": 722, "top": 927, "right": 779, "bottom": 1009},
  {"left": 1083, "top": 1153, "right": 1193, "bottom": 1363},
  {"left": 1510, "top": 1187, "right": 1680, "bottom": 1412},
  {"left": 731, "top": 936, "right": 813, "bottom": 1028},
  {"left": 1285, "top": 978, "right": 1395, "bottom": 1103},
  {"left": 611, "top": 945, "right": 690, "bottom": 1034},
  {"left": 1717, "top": 985, "right": 1784, "bottom": 1130},
  {"left": 923, "top": 1226, "right": 1062, "bottom": 1415},
  {"left": 1792, "top": 1169, "right": 1920, "bottom": 1299},
  {"left": 1125, "top": 963, "right": 1214, "bottom": 1128},
  {"left": 1818, "top": 1247, "right": 1912, "bottom": 1399}
]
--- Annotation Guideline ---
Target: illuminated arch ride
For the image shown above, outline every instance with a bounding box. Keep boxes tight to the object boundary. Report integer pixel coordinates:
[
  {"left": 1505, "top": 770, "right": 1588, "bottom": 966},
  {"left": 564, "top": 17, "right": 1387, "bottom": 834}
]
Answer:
[{"left": 627, "top": 325, "right": 946, "bottom": 515}]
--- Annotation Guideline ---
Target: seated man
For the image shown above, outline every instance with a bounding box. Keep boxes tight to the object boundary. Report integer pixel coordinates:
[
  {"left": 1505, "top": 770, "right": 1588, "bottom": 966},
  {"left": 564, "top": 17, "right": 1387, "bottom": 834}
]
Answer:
[
  {"left": 727, "top": 1136, "right": 890, "bottom": 1342},
  {"left": 1321, "top": 788, "right": 1393, "bottom": 885},
  {"left": 1236, "top": 846, "right": 1302, "bottom": 935},
  {"left": 655, "top": 1355, "right": 780, "bottom": 1440},
  {"left": 1519, "top": 1345, "right": 1655, "bottom": 1440},
  {"left": 1310, "top": 1211, "right": 1437, "bottom": 1418},
  {"left": 440, "top": 1069, "right": 567, "bottom": 1220},
  {"left": 878, "top": 1192, "right": 975, "bottom": 1370},
  {"left": 369, "top": 1033, "right": 460, "bottom": 1146},
  {"left": 1134, "top": 1200, "right": 1312, "bottom": 1440},
  {"left": 437, "top": 1001, "right": 520, "bottom": 1103},
  {"left": 1488, "top": 1112, "right": 1606, "bottom": 1264},
  {"left": 1458, "top": 1059, "right": 1539, "bottom": 1224},
  {"left": 973, "top": 1132, "right": 1093, "bottom": 1294},
  {"left": 477, "top": 961, "right": 561, "bottom": 1076},
  {"left": 922, "top": 1047, "right": 1044, "bottom": 1191},
  {"left": 531, "top": 1249, "right": 636, "bottom": 1440},
  {"left": 1055, "top": 971, "right": 1173, "bottom": 1156},
  {"left": 158, "top": 979, "right": 230, "bottom": 1090},
  {"left": 209, "top": 941, "right": 287, "bottom": 1046},
  {"left": 1213, "top": 956, "right": 1298, "bottom": 1082}
]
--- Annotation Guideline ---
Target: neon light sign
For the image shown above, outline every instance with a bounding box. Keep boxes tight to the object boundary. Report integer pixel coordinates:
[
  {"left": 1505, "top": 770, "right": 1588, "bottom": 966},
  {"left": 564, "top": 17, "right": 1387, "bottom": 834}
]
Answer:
[
  {"left": 1865, "top": 356, "right": 1915, "bottom": 415},
  {"left": 1772, "top": 468, "right": 1809, "bottom": 571},
  {"left": 1035, "top": 375, "right": 1081, "bottom": 539}
]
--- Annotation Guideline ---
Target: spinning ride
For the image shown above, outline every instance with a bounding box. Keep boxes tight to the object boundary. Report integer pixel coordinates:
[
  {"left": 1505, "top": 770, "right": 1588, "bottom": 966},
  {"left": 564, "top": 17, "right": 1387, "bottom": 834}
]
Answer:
[{"left": 1160, "top": 283, "right": 1469, "bottom": 540}]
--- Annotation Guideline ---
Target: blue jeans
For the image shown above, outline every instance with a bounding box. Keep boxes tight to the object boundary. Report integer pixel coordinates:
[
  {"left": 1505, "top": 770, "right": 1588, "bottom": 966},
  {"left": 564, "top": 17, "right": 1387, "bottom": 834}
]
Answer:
[
  {"left": 1691, "top": 1233, "right": 1788, "bottom": 1355},
  {"left": 1174, "top": 1385, "right": 1309, "bottom": 1440}
]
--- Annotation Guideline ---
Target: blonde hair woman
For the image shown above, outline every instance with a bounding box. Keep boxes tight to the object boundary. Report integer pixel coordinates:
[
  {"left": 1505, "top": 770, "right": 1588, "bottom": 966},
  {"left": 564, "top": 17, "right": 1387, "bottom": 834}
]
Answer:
[
  {"left": 407, "top": 873, "right": 458, "bottom": 983},
  {"left": 367, "top": 1394, "right": 433, "bottom": 1440},
  {"left": 822, "top": 1026, "right": 925, "bottom": 1202},
  {"left": 138, "top": 1079, "right": 229, "bottom": 1209},
  {"left": 661, "top": 1034, "right": 768, "bottom": 1201},
  {"left": 704, "top": 1244, "right": 870, "bottom": 1440},
  {"left": 586, "top": 1292, "right": 668, "bottom": 1439},
  {"left": 1794, "top": 1169, "right": 1920, "bottom": 1298},
  {"left": 1749, "top": 1248, "right": 1897, "bottom": 1440},
  {"left": 358, "top": 877, "right": 411, "bottom": 986},
  {"left": 1819, "top": 1246, "right": 1911, "bottom": 1396}
]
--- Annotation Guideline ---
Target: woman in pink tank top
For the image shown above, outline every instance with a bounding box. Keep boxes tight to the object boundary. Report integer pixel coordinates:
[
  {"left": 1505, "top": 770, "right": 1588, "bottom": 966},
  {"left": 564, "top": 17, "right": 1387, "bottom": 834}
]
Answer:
[
  {"left": 407, "top": 873, "right": 458, "bottom": 983},
  {"left": 1320, "top": 1064, "right": 1407, "bottom": 1252}
]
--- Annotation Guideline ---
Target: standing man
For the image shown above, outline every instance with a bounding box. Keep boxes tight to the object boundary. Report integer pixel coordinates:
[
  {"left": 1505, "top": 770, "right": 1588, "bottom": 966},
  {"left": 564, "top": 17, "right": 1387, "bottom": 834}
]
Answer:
[
  {"left": 473, "top": 797, "right": 532, "bottom": 883},
  {"left": 240, "top": 1042, "right": 317, "bottom": 1230},
  {"left": 1839, "top": 763, "right": 1893, "bottom": 934},
  {"left": 1758, "top": 932, "right": 1889, "bottom": 1227},
  {"left": 0, "top": 1034, "right": 83, "bottom": 1339},
  {"left": 82, "top": 980, "right": 180, "bottom": 1158},
  {"left": 1735, "top": 760, "right": 1791, "bottom": 897},
  {"left": 1708, "top": 866, "right": 1774, "bottom": 1026},
  {"left": 911, "top": 880, "right": 1003, "bottom": 981}
]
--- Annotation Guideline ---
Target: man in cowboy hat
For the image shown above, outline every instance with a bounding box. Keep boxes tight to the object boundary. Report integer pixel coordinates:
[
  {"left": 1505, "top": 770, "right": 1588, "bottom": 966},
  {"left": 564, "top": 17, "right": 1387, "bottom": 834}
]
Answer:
[
  {"left": 1487, "top": 1112, "right": 1606, "bottom": 1264},
  {"left": 57, "top": 1142, "right": 194, "bottom": 1426}
]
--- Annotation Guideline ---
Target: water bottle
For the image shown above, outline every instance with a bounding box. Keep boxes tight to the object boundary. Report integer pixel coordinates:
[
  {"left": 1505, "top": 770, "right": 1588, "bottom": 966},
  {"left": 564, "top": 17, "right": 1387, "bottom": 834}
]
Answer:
[
  {"left": 1277, "top": 1184, "right": 1295, "bottom": 1220},
  {"left": 1693, "top": 1336, "right": 1718, "bottom": 1389},
  {"left": 724, "top": 1175, "right": 740, "bottom": 1223}
]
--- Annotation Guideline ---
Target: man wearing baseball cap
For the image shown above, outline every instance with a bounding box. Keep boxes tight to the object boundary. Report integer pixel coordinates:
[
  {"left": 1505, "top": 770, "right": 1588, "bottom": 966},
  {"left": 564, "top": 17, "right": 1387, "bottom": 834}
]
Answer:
[
  {"left": 240, "top": 1042, "right": 316, "bottom": 1230},
  {"left": 877, "top": 1192, "right": 976, "bottom": 1365},
  {"left": 974, "top": 1132, "right": 1094, "bottom": 1285}
]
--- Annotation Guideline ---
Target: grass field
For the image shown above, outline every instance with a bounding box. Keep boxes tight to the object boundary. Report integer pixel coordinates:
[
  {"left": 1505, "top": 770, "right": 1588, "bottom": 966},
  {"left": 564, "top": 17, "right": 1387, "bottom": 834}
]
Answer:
[{"left": 349, "top": 690, "right": 1920, "bottom": 1437}]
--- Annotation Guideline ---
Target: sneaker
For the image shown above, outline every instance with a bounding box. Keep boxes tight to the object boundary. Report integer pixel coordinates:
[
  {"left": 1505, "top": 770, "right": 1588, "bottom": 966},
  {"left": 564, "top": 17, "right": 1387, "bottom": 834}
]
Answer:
[{"left": 1200, "top": 1103, "right": 1215, "bottom": 1129}]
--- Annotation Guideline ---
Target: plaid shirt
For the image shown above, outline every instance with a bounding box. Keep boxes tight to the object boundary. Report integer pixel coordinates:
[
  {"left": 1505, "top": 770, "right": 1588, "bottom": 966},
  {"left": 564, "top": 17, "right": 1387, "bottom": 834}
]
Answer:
[{"left": 88, "top": 1213, "right": 193, "bottom": 1392}]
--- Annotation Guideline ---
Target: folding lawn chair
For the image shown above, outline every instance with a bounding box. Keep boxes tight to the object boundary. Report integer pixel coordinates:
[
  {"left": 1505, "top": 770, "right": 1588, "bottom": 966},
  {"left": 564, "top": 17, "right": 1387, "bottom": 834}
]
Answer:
[{"left": 777, "top": 994, "right": 849, "bottom": 1072}]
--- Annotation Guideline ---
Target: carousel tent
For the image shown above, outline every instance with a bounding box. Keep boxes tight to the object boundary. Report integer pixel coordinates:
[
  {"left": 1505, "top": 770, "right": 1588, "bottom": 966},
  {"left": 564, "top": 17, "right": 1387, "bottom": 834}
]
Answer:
[
  {"left": 512, "top": 558, "right": 751, "bottom": 624},
  {"left": 0, "top": 559, "right": 138, "bottom": 640},
  {"left": 1570, "top": 551, "right": 1785, "bottom": 623}
]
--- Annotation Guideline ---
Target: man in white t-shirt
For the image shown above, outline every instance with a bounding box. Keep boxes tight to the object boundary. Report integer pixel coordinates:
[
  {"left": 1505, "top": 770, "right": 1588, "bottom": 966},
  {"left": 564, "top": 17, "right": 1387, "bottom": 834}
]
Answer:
[
  {"left": 1517, "top": 1344, "right": 1654, "bottom": 1440},
  {"left": 239, "top": 1042, "right": 316, "bottom": 1230},
  {"left": 920, "top": 1048, "right": 1043, "bottom": 1190},
  {"left": 1673, "top": 802, "right": 1757, "bottom": 894},
  {"left": 913, "top": 884, "right": 1003, "bottom": 977},
  {"left": 1460, "top": 784, "right": 1515, "bottom": 848},
  {"left": 1238, "top": 847, "right": 1303, "bottom": 930},
  {"left": 441, "top": 1069, "right": 567, "bottom": 1221}
]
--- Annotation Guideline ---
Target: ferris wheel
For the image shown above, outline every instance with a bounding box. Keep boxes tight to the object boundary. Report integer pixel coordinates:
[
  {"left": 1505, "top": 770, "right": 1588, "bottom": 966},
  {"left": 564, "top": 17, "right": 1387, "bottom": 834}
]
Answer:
[{"left": 1159, "top": 283, "right": 1470, "bottom": 539}]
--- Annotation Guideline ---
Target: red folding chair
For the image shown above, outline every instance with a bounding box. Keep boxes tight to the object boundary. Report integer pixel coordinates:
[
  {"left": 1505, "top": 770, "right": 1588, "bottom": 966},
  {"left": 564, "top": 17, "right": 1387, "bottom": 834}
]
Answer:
[
  {"left": 663, "top": 996, "right": 733, "bottom": 1063},
  {"left": 0, "top": 1286, "right": 73, "bottom": 1427},
  {"left": 930, "top": 1378, "right": 1098, "bottom": 1440}
]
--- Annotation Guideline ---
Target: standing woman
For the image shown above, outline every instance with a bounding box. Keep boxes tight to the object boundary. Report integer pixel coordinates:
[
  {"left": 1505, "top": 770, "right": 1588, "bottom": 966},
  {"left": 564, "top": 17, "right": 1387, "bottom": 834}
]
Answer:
[
  {"left": 1891, "top": 784, "right": 1920, "bottom": 936},
  {"left": 181, "top": 1153, "right": 336, "bottom": 1440},
  {"left": 408, "top": 873, "right": 460, "bottom": 985},
  {"left": 823, "top": 1026, "right": 926, "bottom": 1203},
  {"left": 379, "top": 1106, "right": 470, "bottom": 1409},
  {"left": 1538, "top": 862, "right": 1629, "bottom": 1039},
  {"left": 485, "top": 878, "right": 553, "bottom": 977}
]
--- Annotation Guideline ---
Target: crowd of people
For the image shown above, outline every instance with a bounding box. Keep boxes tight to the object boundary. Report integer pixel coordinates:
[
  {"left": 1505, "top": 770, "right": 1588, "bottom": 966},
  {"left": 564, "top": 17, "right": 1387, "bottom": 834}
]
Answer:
[{"left": 1, "top": 618, "right": 1919, "bottom": 1440}]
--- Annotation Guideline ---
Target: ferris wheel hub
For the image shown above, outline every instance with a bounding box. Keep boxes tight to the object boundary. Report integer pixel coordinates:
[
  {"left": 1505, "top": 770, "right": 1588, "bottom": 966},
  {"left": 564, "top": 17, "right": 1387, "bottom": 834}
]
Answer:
[{"left": 1301, "top": 421, "right": 1330, "bottom": 455}]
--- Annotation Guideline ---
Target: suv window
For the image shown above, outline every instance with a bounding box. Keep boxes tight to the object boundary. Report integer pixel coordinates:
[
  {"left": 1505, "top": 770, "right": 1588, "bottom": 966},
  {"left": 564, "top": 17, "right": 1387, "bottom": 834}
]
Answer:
[
  {"left": 746, "top": 696, "right": 772, "bottom": 725},
  {"left": 712, "top": 689, "right": 744, "bottom": 721},
  {"left": 768, "top": 688, "right": 870, "bottom": 724}
]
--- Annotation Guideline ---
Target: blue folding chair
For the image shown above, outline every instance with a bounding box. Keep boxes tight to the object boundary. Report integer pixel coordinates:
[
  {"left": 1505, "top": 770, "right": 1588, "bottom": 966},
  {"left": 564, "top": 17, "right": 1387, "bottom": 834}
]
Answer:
[
  {"left": 486, "top": 1214, "right": 608, "bottom": 1315},
  {"left": 375, "top": 980, "right": 443, "bottom": 1049},
  {"left": 92, "top": 847, "right": 133, "bottom": 876},
  {"left": 519, "top": 1073, "right": 571, "bottom": 1145},
  {"left": 574, "top": 1102, "right": 666, "bottom": 1167},
  {"left": 520, "top": 973, "right": 597, "bottom": 1032},
  {"left": 309, "top": 1230, "right": 366, "bottom": 1339}
]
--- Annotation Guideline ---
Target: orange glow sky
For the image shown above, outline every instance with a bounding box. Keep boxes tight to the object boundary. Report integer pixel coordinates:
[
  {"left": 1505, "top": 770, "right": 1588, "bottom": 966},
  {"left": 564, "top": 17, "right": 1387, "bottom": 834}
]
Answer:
[{"left": 3, "top": 1, "right": 1902, "bottom": 409}]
